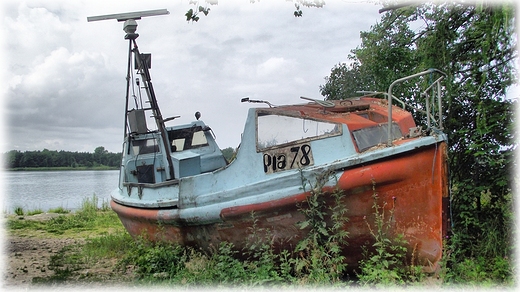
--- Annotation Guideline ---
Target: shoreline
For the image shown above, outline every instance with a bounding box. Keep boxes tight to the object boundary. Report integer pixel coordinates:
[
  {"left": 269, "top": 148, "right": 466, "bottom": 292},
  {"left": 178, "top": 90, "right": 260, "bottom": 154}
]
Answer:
[{"left": 5, "top": 167, "right": 118, "bottom": 171}]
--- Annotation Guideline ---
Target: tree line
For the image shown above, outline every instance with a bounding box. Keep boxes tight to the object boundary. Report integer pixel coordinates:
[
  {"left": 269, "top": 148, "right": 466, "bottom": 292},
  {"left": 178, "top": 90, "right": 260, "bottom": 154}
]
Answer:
[
  {"left": 4, "top": 146, "right": 122, "bottom": 169},
  {"left": 320, "top": 1, "right": 515, "bottom": 280},
  {"left": 4, "top": 146, "right": 237, "bottom": 169}
]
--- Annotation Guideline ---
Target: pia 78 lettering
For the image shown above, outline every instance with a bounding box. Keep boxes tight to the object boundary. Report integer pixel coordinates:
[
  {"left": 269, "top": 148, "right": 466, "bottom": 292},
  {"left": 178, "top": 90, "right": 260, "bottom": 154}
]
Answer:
[{"left": 263, "top": 144, "right": 314, "bottom": 173}]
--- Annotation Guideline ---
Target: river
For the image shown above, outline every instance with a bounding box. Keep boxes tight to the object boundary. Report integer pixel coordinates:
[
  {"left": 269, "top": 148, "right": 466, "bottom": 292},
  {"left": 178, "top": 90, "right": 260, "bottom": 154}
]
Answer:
[{"left": 3, "top": 170, "right": 119, "bottom": 214}]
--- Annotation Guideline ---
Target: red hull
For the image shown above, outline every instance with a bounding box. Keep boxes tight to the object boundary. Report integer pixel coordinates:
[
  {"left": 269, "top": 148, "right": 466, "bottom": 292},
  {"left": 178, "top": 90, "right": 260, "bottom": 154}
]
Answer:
[{"left": 111, "top": 142, "right": 449, "bottom": 272}]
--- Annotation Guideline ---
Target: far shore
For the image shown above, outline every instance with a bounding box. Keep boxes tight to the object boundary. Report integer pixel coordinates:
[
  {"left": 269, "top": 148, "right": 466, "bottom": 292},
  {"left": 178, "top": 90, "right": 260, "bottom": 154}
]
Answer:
[{"left": 5, "top": 166, "right": 119, "bottom": 171}]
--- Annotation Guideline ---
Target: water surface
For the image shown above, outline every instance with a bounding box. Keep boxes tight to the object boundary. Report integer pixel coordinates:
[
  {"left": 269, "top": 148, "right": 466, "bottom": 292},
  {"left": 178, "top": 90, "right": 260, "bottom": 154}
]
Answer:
[{"left": 3, "top": 170, "right": 119, "bottom": 213}]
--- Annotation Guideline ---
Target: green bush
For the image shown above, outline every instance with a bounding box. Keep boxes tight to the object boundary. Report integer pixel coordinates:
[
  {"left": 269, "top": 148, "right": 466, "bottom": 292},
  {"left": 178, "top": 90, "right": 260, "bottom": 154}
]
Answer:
[{"left": 444, "top": 255, "right": 513, "bottom": 286}]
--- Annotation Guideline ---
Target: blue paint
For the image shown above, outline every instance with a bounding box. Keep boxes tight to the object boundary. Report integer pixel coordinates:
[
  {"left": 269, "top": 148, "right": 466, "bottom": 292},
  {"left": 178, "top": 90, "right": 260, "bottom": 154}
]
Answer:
[{"left": 112, "top": 102, "right": 447, "bottom": 226}]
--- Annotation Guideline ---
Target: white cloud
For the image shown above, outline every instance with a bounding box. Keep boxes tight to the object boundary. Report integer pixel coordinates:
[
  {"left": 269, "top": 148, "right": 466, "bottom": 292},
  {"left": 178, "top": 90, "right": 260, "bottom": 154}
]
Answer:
[
  {"left": 2, "top": 0, "right": 383, "bottom": 153},
  {"left": 7, "top": 46, "right": 119, "bottom": 126},
  {"left": 257, "top": 57, "right": 291, "bottom": 77},
  {"left": 5, "top": 3, "right": 73, "bottom": 73}
]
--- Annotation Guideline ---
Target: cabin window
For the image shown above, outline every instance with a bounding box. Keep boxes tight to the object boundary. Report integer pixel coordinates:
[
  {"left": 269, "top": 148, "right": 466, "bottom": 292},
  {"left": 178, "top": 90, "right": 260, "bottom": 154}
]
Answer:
[
  {"left": 171, "top": 138, "right": 186, "bottom": 152},
  {"left": 192, "top": 130, "right": 208, "bottom": 147},
  {"left": 132, "top": 138, "right": 159, "bottom": 155},
  {"left": 352, "top": 123, "right": 402, "bottom": 152},
  {"left": 257, "top": 113, "right": 341, "bottom": 150},
  {"left": 168, "top": 126, "right": 209, "bottom": 152}
]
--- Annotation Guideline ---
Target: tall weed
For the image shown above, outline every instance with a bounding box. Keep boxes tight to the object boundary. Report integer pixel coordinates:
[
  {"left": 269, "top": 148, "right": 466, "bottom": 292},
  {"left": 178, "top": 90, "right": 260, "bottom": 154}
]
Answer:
[
  {"left": 243, "top": 213, "right": 289, "bottom": 285},
  {"left": 357, "top": 180, "right": 424, "bottom": 286},
  {"left": 116, "top": 172, "right": 352, "bottom": 286},
  {"left": 45, "top": 195, "right": 119, "bottom": 235},
  {"left": 13, "top": 206, "right": 24, "bottom": 216},
  {"left": 446, "top": 188, "right": 514, "bottom": 286},
  {"left": 291, "top": 170, "right": 349, "bottom": 285}
]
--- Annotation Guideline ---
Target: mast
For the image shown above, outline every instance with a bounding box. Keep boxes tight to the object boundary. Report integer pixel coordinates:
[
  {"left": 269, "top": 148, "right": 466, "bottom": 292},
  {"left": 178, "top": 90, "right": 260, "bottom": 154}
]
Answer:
[{"left": 87, "top": 9, "right": 175, "bottom": 180}]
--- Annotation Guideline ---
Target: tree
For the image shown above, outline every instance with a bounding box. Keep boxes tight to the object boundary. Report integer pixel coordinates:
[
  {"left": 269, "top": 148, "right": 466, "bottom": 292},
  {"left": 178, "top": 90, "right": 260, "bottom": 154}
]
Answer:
[
  {"left": 221, "top": 147, "right": 237, "bottom": 163},
  {"left": 3, "top": 147, "right": 122, "bottom": 169},
  {"left": 5, "top": 150, "right": 22, "bottom": 168},
  {"left": 320, "top": 1, "right": 516, "bottom": 261},
  {"left": 320, "top": 61, "right": 368, "bottom": 100},
  {"left": 93, "top": 146, "right": 109, "bottom": 166},
  {"left": 184, "top": 0, "right": 325, "bottom": 22}
]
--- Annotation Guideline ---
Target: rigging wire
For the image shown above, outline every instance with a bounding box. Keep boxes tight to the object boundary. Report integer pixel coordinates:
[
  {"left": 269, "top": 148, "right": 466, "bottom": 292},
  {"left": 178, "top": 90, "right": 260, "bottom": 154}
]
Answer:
[
  {"left": 124, "top": 38, "right": 133, "bottom": 137},
  {"left": 136, "top": 77, "right": 144, "bottom": 108},
  {"left": 130, "top": 57, "right": 139, "bottom": 109}
]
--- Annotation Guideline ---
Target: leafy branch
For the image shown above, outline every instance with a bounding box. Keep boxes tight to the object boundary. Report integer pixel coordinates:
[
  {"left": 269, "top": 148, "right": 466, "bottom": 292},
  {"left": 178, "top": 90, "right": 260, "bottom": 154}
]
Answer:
[{"left": 184, "top": 0, "right": 326, "bottom": 22}]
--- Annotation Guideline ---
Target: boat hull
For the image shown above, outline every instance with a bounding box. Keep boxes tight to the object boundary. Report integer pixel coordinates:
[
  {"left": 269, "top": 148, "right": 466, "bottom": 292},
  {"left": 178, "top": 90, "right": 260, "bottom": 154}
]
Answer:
[{"left": 111, "top": 142, "right": 449, "bottom": 272}]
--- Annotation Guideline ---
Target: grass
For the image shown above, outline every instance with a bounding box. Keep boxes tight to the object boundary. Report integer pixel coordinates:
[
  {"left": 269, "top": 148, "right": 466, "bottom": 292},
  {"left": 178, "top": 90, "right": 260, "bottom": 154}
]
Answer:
[
  {"left": 7, "top": 195, "right": 122, "bottom": 239},
  {"left": 11, "top": 205, "right": 75, "bottom": 217},
  {"left": 82, "top": 231, "right": 134, "bottom": 260},
  {"left": 26, "top": 209, "right": 44, "bottom": 216},
  {"left": 48, "top": 206, "right": 70, "bottom": 214},
  {"left": 5, "top": 189, "right": 514, "bottom": 288},
  {"left": 13, "top": 206, "right": 24, "bottom": 216}
]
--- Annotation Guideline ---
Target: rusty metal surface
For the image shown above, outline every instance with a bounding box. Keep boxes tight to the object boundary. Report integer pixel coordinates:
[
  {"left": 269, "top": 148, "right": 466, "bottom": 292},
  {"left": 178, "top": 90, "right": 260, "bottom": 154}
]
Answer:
[{"left": 112, "top": 141, "right": 448, "bottom": 272}]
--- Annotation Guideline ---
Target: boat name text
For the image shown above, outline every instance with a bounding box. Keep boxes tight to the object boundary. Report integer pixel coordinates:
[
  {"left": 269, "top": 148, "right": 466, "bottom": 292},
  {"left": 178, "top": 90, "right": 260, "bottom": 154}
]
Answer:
[{"left": 263, "top": 143, "right": 314, "bottom": 174}]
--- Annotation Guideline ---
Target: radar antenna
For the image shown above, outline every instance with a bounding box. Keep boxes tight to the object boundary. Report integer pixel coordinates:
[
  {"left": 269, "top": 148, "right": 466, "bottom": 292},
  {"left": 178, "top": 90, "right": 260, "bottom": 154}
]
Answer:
[
  {"left": 87, "top": 9, "right": 176, "bottom": 180},
  {"left": 87, "top": 9, "right": 170, "bottom": 22},
  {"left": 87, "top": 9, "right": 169, "bottom": 39}
]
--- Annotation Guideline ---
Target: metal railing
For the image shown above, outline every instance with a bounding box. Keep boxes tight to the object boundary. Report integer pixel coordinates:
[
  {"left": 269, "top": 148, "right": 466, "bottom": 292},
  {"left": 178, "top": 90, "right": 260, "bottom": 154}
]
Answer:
[{"left": 386, "top": 69, "right": 447, "bottom": 145}]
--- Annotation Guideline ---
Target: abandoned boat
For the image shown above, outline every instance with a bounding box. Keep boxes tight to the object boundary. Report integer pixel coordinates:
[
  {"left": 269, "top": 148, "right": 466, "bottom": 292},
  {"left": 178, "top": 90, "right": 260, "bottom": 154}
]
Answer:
[{"left": 89, "top": 10, "right": 450, "bottom": 272}]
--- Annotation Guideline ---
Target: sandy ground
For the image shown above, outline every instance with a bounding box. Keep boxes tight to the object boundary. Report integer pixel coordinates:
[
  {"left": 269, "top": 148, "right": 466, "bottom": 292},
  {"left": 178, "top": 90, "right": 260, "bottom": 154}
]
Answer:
[
  {"left": 4, "top": 235, "right": 84, "bottom": 287},
  {"left": 2, "top": 213, "right": 130, "bottom": 290}
]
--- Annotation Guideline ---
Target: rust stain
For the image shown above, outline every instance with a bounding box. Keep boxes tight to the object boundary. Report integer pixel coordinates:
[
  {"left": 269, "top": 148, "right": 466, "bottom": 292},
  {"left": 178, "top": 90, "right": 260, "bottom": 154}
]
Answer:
[{"left": 112, "top": 142, "right": 448, "bottom": 272}]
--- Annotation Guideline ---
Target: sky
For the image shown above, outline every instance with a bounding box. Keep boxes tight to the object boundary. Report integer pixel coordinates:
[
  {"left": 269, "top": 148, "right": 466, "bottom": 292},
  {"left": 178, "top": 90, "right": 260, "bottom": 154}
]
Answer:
[{"left": 1, "top": 0, "right": 390, "bottom": 154}]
